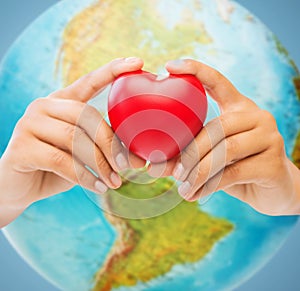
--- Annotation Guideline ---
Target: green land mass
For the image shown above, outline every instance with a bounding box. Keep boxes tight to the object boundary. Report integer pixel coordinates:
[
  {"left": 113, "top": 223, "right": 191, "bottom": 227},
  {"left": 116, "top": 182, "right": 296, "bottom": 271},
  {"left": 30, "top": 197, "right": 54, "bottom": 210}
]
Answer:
[
  {"left": 59, "top": 0, "right": 212, "bottom": 85},
  {"left": 93, "top": 176, "right": 233, "bottom": 291},
  {"left": 273, "top": 35, "right": 300, "bottom": 101},
  {"left": 59, "top": 6, "right": 232, "bottom": 288},
  {"left": 292, "top": 75, "right": 300, "bottom": 169},
  {"left": 293, "top": 133, "right": 300, "bottom": 169},
  {"left": 293, "top": 76, "right": 300, "bottom": 100},
  {"left": 273, "top": 36, "right": 300, "bottom": 169},
  {"left": 57, "top": 3, "right": 300, "bottom": 290},
  {"left": 273, "top": 36, "right": 289, "bottom": 58}
]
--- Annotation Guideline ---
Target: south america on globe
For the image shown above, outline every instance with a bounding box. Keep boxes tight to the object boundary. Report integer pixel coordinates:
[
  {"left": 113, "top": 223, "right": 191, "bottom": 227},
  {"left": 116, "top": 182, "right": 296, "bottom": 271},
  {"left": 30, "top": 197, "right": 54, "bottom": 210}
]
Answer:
[
  {"left": 0, "top": 1, "right": 299, "bottom": 291},
  {"left": 94, "top": 176, "right": 233, "bottom": 290}
]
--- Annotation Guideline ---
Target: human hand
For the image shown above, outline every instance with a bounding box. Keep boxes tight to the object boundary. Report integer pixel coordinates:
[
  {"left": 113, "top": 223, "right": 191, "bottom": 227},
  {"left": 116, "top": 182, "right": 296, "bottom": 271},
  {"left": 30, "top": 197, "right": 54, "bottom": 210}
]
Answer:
[
  {"left": 0, "top": 57, "right": 145, "bottom": 227},
  {"left": 148, "top": 59, "right": 300, "bottom": 216}
]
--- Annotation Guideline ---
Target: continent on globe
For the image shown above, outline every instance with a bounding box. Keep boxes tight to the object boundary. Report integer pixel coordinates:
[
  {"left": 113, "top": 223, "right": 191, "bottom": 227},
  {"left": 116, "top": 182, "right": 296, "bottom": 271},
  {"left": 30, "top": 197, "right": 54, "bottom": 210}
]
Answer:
[
  {"left": 59, "top": 4, "right": 234, "bottom": 289},
  {"left": 295, "top": 77, "right": 300, "bottom": 98},
  {"left": 59, "top": 0, "right": 212, "bottom": 84},
  {"left": 292, "top": 76, "right": 300, "bottom": 168},
  {"left": 51, "top": 0, "right": 300, "bottom": 291},
  {"left": 273, "top": 36, "right": 300, "bottom": 169},
  {"left": 93, "top": 176, "right": 233, "bottom": 291},
  {"left": 1, "top": 0, "right": 299, "bottom": 289}
]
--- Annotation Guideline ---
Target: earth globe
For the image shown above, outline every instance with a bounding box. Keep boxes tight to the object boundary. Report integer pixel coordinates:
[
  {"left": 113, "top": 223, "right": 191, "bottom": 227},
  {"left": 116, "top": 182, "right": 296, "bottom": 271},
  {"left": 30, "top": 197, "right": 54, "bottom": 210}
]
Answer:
[{"left": 0, "top": 0, "right": 300, "bottom": 291}]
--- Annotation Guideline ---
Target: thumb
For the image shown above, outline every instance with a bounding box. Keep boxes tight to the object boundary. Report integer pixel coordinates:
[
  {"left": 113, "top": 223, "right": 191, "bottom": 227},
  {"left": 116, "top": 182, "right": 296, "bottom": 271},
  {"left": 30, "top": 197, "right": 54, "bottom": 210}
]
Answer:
[
  {"left": 166, "top": 59, "right": 255, "bottom": 112},
  {"left": 50, "top": 57, "right": 144, "bottom": 103}
]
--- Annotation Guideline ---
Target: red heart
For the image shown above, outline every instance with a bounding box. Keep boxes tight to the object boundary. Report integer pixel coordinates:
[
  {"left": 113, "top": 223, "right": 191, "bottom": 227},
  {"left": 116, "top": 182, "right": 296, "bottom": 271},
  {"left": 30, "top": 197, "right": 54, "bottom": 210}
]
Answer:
[{"left": 108, "top": 70, "right": 207, "bottom": 163}]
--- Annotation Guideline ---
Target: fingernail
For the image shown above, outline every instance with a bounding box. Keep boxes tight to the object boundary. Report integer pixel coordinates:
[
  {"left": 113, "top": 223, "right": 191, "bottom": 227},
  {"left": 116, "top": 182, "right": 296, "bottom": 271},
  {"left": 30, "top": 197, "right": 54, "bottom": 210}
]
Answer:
[
  {"left": 116, "top": 153, "right": 128, "bottom": 170},
  {"left": 95, "top": 180, "right": 108, "bottom": 194},
  {"left": 110, "top": 172, "right": 122, "bottom": 188},
  {"left": 173, "top": 163, "right": 184, "bottom": 180},
  {"left": 178, "top": 181, "right": 191, "bottom": 198},
  {"left": 167, "top": 59, "right": 184, "bottom": 67},
  {"left": 125, "top": 57, "right": 140, "bottom": 63}
]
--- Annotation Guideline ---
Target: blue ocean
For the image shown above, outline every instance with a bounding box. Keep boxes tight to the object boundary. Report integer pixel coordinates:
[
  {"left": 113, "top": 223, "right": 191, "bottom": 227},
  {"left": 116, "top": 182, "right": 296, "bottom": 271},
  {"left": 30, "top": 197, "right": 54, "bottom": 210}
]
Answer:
[{"left": 0, "top": 1, "right": 299, "bottom": 290}]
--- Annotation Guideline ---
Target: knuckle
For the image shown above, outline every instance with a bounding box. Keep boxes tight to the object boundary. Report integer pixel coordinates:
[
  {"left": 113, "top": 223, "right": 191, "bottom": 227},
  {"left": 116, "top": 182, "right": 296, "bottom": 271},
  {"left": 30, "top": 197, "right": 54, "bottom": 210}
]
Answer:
[
  {"left": 78, "top": 103, "right": 99, "bottom": 122},
  {"left": 71, "top": 126, "right": 86, "bottom": 140},
  {"left": 86, "top": 103, "right": 99, "bottom": 116},
  {"left": 65, "top": 124, "right": 76, "bottom": 138},
  {"left": 226, "top": 137, "right": 239, "bottom": 161},
  {"left": 274, "top": 133, "right": 284, "bottom": 146},
  {"left": 14, "top": 116, "right": 30, "bottom": 133},
  {"left": 205, "top": 117, "right": 226, "bottom": 145},
  {"left": 260, "top": 110, "right": 277, "bottom": 129},
  {"left": 95, "top": 121, "right": 115, "bottom": 151},
  {"left": 192, "top": 164, "right": 207, "bottom": 185},
  {"left": 241, "top": 97, "right": 258, "bottom": 109},
  {"left": 48, "top": 89, "right": 65, "bottom": 99},
  {"left": 85, "top": 72, "right": 99, "bottom": 93},
  {"left": 96, "top": 153, "right": 110, "bottom": 173},
  {"left": 197, "top": 167, "right": 207, "bottom": 181},
  {"left": 182, "top": 142, "right": 199, "bottom": 166},
  {"left": 227, "top": 163, "right": 240, "bottom": 179},
  {"left": 26, "top": 98, "right": 46, "bottom": 114},
  {"left": 271, "top": 133, "right": 285, "bottom": 154},
  {"left": 66, "top": 125, "right": 86, "bottom": 145},
  {"left": 8, "top": 135, "right": 29, "bottom": 157},
  {"left": 75, "top": 127, "right": 86, "bottom": 139},
  {"left": 103, "top": 134, "right": 114, "bottom": 150},
  {"left": 51, "top": 150, "right": 69, "bottom": 167},
  {"left": 108, "top": 60, "right": 121, "bottom": 78},
  {"left": 77, "top": 168, "right": 91, "bottom": 184},
  {"left": 15, "top": 109, "right": 42, "bottom": 134},
  {"left": 217, "top": 114, "right": 231, "bottom": 136}
]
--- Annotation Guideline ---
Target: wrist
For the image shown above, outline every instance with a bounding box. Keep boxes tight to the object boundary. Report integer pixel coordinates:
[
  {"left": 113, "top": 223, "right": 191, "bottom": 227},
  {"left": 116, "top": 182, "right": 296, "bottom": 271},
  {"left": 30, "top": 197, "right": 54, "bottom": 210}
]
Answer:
[
  {"left": 0, "top": 159, "right": 32, "bottom": 228},
  {"left": 282, "top": 159, "right": 300, "bottom": 215},
  {"left": 0, "top": 203, "right": 27, "bottom": 228}
]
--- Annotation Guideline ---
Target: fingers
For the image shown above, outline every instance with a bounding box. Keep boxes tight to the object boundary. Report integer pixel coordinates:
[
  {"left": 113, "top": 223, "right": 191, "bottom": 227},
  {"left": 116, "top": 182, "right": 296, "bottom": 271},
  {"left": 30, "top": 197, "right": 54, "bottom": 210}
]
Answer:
[
  {"left": 50, "top": 57, "right": 144, "bottom": 102},
  {"left": 147, "top": 159, "right": 177, "bottom": 178},
  {"left": 30, "top": 140, "right": 108, "bottom": 194},
  {"left": 148, "top": 59, "right": 262, "bottom": 179},
  {"left": 187, "top": 153, "right": 277, "bottom": 203},
  {"left": 185, "top": 156, "right": 260, "bottom": 202},
  {"left": 32, "top": 97, "right": 145, "bottom": 164},
  {"left": 171, "top": 109, "right": 279, "bottom": 184},
  {"left": 166, "top": 59, "right": 257, "bottom": 112},
  {"left": 177, "top": 127, "right": 271, "bottom": 200},
  {"left": 25, "top": 98, "right": 146, "bottom": 184},
  {"left": 29, "top": 115, "right": 123, "bottom": 189},
  {"left": 147, "top": 111, "right": 259, "bottom": 179},
  {"left": 174, "top": 111, "right": 260, "bottom": 180}
]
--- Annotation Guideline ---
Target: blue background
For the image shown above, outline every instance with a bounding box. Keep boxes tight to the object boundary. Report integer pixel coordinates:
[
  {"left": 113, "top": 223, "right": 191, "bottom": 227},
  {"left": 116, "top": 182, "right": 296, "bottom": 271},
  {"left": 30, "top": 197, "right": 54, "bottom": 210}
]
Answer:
[{"left": 0, "top": 0, "right": 299, "bottom": 290}]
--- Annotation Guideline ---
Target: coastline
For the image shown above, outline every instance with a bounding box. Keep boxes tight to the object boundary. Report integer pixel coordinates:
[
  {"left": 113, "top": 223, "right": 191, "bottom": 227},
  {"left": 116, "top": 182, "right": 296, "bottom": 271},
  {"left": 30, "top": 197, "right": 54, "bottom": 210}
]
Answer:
[{"left": 93, "top": 178, "right": 233, "bottom": 291}]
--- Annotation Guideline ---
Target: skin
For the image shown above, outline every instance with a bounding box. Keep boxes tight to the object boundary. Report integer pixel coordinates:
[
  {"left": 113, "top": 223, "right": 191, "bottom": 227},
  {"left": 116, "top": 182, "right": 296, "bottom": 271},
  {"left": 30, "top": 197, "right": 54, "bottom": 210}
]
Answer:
[
  {"left": 149, "top": 59, "right": 300, "bottom": 216},
  {"left": 1, "top": 58, "right": 300, "bottom": 227},
  {"left": 0, "top": 57, "right": 146, "bottom": 228}
]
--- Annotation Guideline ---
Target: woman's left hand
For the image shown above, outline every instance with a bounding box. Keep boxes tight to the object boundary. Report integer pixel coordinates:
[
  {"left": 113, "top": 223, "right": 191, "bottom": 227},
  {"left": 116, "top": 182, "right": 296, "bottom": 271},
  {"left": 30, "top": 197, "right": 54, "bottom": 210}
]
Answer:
[{"left": 148, "top": 59, "right": 300, "bottom": 216}]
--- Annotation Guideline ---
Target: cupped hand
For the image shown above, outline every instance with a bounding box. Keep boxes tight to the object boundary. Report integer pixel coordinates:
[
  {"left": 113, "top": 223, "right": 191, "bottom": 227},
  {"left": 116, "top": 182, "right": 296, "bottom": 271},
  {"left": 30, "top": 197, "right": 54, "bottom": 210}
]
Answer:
[
  {"left": 0, "top": 57, "right": 145, "bottom": 227},
  {"left": 148, "top": 59, "right": 300, "bottom": 216}
]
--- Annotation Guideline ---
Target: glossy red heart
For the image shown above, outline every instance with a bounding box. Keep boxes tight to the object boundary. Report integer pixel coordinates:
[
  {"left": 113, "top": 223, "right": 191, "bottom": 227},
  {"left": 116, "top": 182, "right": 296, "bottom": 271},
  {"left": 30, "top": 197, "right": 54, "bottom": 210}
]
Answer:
[{"left": 108, "top": 70, "right": 207, "bottom": 163}]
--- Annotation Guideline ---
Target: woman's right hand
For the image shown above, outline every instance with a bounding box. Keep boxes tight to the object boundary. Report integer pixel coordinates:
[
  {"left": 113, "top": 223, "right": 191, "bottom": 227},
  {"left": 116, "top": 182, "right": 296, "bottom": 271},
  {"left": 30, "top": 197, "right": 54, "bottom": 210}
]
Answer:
[{"left": 0, "top": 57, "right": 146, "bottom": 227}]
